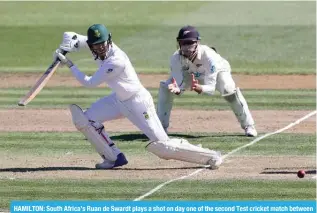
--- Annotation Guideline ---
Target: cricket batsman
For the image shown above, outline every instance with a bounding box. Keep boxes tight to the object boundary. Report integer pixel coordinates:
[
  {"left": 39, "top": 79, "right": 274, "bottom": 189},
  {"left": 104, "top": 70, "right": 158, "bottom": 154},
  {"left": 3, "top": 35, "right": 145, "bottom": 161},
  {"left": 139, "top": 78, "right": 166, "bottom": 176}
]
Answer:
[
  {"left": 157, "top": 25, "right": 257, "bottom": 137},
  {"left": 53, "top": 24, "right": 222, "bottom": 169}
]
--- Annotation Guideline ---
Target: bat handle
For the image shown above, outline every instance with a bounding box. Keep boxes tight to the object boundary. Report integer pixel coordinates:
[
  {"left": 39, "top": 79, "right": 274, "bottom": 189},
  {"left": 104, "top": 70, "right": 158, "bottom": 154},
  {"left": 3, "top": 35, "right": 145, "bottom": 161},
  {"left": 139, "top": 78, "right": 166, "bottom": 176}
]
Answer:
[
  {"left": 56, "top": 50, "right": 68, "bottom": 62},
  {"left": 61, "top": 50, "right": 68, "bottom": 55}
]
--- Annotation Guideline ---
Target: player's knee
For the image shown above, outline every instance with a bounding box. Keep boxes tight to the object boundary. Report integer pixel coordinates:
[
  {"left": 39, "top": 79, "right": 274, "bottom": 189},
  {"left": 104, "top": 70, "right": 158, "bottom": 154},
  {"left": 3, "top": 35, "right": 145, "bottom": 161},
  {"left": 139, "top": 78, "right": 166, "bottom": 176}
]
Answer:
[
  {"left": 145, "top": 125, "right": 167, "bottom": 142},
  {"left": 146, "top": 125, "right": 156, "bottom": 136},
  {"left": 158, "top": 80, "right": 174, "bottom": 103},
  {"left": 223, "top": 84, "right": 236, "bottom": 96},
  {"left": 69, "top": 104, "right": 90, "bottom": 130},
  {"left": 159, "top": 80, "right": 169, "bottom": 91},
  {"left": 83, "top": 111, "right": 106, "bottom": 131},
  {"left": 222, "top": 89, "right": 237, "bottom": 103},
  {"left": 146, "top": 140, "right": 171, "bottom": 160}
]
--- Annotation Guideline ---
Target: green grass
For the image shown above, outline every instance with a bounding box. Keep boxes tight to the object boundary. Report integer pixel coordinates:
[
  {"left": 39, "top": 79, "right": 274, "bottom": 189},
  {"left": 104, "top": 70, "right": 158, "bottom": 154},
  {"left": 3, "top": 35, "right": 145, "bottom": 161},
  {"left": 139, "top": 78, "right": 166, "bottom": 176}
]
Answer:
[
  {"left": 0, "top": 1, "right": 315, "bottom": 74},
  {"left": 1, "top": 2, "right": 314, "bottom": 27},
  {"left": 1, "top": 25, "right": 314, "bottom": 74},
  {"left": 0, "top": 132, "right": 315, "bottom": 156},
  {"left": 0, "top": 132, "right": 315, "bottom": 209},
  {"left": 146, "top": 180, "right": 316, "bottom": 200},
  {"left": 1, "top": 87, "right": 315, "bottom": 110},
  {"left": 0, "top": 179, "right": 160, "bottom": 208},
  {"left": 0, "top": 179, "right": 315, "bottom": 209},
  {"left": 0, "top": 2, "right": 316, "bottom": 210}
]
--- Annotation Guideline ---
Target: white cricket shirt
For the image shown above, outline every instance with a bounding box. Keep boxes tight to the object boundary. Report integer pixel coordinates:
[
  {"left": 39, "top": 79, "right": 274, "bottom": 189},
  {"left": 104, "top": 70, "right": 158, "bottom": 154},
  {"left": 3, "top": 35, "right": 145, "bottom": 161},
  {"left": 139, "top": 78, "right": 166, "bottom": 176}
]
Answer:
[
  {"left": 169, "top": 44, "right": 231, "bottom": 95},
  {"left": 70, "top": 41, "right": 143, "bottom": 101}
]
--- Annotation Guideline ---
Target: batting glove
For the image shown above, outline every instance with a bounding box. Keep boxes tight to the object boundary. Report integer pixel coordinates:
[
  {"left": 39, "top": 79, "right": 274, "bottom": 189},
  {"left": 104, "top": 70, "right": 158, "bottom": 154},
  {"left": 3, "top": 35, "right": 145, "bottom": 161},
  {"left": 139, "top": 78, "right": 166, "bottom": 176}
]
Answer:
[
  {"left": 59, "top": 32, "right": 79, "bottom": 52},
  {"left": 55, "top": 49, "right": 74, "bottom": 68}
]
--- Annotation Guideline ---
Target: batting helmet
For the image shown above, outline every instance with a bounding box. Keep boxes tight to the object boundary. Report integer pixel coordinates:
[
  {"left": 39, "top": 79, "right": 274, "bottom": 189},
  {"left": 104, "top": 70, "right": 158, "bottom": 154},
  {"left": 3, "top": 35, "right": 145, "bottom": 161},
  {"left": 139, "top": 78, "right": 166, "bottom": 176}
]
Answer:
[{"left": 87, "top": 24, "right": 110, "bottom": 45}]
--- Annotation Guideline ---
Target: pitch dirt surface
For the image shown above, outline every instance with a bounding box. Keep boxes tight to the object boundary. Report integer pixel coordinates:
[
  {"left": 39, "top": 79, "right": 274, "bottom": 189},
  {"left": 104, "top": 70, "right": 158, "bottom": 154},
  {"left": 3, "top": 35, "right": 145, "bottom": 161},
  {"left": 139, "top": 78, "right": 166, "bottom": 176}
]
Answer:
[
  {"left": 1, "top": 73, "right": 316, "bottom": 89},
  {"left": 1, "top": 74, "right": 316, "bottom": 181},
  {"left": 0, "top": 109, "right": 315, "bottom": 134},
  {"left": 1, "top": 154, "right": 315, "bottom": 181}
]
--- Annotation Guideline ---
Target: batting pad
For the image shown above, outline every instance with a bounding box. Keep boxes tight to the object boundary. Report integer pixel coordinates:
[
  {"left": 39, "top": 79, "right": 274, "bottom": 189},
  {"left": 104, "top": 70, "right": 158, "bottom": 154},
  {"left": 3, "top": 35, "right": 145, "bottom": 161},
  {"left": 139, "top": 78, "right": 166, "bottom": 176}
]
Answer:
[
  {"left": 69, "top": 104, "right": 117, "bottom": 161},
  {"left": 146, "top": 138, "right": 222, "bottom": 169},
  {"left": 223, "top": 87, "right": 255, "bottom": 129},
  {"left": 157, "top": 81, "right": 174, "bottom": 130}
]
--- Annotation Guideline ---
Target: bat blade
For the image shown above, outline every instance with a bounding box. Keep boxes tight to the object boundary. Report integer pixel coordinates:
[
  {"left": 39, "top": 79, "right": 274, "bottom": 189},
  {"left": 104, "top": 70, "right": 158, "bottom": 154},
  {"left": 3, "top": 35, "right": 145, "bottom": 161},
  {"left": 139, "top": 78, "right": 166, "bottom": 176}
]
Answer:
[{"left": 18, "top": 60, "right": 62, "bottom": 106}]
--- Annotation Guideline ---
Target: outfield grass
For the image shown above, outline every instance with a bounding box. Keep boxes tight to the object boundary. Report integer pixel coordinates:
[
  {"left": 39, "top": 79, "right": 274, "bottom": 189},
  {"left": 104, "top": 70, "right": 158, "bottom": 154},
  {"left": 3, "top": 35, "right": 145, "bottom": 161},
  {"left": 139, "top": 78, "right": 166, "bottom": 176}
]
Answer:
[
  {"left": 0, "top": 1, "right": 315, "bottom": 210},
  {"left": 0, "top": 179, "right": 160, "bottom": 208},
  {"left": 1, "top": 132, "right": 315, "bottom": 156},
  {"left": 1, "top": 87, "right": 315, "bottom": 110},
  {"left": 147, "top": 180, "right": 316, "bottom": 200},
  {"left": 0, "top": 132, "right": 316, "bottom": 208},
  {"left": 0, "top": 130, "right": 315, "bottom": 209},
  {"left": 0, "top": 179, "right": 315, "bottom": 209},
  {"left": 0, "top": 1, "right": 315, "bottom": 74}
]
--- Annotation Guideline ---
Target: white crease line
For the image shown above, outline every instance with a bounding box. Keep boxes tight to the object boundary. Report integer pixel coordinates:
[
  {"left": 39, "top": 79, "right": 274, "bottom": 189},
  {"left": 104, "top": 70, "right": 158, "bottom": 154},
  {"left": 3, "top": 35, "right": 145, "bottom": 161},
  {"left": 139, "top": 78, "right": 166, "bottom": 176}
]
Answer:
[
  {"left": 134, "top": 110, "right": 317, "bottom": 201},
  {"left": 311, "top": 175, "right": 316, "bottom": 179},
  {"left": 222, "top": 110, "right": 316, "bottom": 159}
]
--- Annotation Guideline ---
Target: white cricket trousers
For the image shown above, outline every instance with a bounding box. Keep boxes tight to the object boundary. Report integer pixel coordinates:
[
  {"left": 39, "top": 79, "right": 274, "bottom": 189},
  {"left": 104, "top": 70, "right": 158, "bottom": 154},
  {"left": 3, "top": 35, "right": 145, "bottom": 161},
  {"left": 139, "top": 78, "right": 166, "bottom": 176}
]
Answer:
[{"left": 84, "top": 87, "right": 169, "bottom": 142}]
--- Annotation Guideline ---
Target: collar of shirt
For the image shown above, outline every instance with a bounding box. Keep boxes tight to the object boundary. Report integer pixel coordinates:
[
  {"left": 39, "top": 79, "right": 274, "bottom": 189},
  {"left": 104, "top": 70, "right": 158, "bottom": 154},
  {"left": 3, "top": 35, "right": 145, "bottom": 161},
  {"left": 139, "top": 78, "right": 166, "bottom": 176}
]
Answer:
[{"left": 107, "top": 43, "right": 115, "bottom": 57}]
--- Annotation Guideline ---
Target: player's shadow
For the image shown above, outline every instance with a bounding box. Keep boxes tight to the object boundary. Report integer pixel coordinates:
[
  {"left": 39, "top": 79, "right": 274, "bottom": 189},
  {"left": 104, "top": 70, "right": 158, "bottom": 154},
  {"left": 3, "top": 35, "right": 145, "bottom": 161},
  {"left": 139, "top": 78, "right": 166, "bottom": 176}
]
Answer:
[
  {"left": 0, "top": 166, "right": 204, "bottom": 173},
  {"left": 261, "top": 170, "right": 316, "bottom": 175},
  {"left": 0, "top": 167, "right": 96, "bottom": 173},
  {"left": 113, "top": 166, "right": 206, "bottom": 171},
  {"left": 109, "top": 133, "right": 244, "bottom": 142}
]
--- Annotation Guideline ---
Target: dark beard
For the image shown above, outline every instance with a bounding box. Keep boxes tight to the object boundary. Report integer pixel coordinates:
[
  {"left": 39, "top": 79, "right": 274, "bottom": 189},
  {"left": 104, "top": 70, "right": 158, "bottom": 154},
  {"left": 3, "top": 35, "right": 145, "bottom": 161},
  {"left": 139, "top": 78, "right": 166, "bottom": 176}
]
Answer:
[
  {"left": 188, "top": 51, "right": 198, "bottom": 62},
  {"left": 180, "top": 50, "right": 198, "bottom": 62},
  {"left": 180, "top": 45, "right": 198, "bottom": 62}
]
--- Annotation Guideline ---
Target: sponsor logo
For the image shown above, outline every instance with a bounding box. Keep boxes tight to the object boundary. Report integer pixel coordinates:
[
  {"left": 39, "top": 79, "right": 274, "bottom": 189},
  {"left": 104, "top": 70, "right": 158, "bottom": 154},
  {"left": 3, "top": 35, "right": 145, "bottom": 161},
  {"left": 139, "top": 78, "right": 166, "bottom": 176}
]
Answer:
[
  {"left": 143, "top": 112, "right": 149, "bottom": 120},
  {"left": 183, "top": 30, "right": 190, "bottom": 35}
]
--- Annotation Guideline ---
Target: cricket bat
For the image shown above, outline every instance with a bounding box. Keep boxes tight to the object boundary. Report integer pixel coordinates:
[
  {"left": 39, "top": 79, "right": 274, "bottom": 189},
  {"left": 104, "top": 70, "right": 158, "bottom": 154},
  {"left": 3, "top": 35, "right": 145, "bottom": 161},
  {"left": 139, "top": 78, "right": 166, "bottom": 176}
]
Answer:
[{"left": 18, "top": 51, "right": 67, "bottom": 106}]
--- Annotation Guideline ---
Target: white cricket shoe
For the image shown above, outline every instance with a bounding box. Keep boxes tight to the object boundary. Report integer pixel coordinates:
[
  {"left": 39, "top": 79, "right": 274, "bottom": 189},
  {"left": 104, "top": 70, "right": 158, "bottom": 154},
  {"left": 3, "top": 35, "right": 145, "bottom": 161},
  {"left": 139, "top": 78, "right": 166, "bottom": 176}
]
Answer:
[
  {"left": 95, "top": 153, "right": 128, "bottom": 169},
  {"left": 245, "top": 125, "right": 258, "bottom": 137},
  {"left": 207, "top": 151, "right": 222, "bottom": 170}
]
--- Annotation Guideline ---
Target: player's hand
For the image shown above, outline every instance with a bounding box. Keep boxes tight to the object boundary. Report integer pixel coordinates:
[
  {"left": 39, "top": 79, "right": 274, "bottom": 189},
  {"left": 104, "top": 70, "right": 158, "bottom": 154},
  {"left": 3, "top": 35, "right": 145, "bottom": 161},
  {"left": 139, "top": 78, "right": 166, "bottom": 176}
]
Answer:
[
  {"left": 55, "top": 49, "right": 74, "bottom": 68},
  {"left": 53, "top": 49, "right": 65, "bottom": 67},
  {"left": 191, "top": 74, "right": 202, "bottom": 94},
  {"left": 168, "top": 78, "right": 181, "bottom": 94},
  {"left": 59, "top": 32, "right": 79, "bottom": 52}
]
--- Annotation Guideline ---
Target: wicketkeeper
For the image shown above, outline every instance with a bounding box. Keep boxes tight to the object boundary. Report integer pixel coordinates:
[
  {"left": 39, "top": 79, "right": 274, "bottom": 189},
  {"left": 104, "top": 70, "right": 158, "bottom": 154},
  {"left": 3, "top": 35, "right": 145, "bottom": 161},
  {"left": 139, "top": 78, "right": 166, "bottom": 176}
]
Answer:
[
  {"left": 53, "top": 24, "right": 222, "bottom": 169},
  {"left": 157, "top": 25, "right": 257, "bottom": 137}
]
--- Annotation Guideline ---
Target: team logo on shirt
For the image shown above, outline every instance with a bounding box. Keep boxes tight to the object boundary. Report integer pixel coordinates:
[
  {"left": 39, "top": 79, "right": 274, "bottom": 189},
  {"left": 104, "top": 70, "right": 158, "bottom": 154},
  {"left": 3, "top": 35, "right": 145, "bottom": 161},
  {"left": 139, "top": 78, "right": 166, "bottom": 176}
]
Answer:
[
  {"left": 107, "top": 68, "right": 113, "bottom": 73},
  {"left": 143, "top": 112, "right": 149, "bottom": 120},
  {"left": 193, "top": 72, "right": 201, "bottom": 78},
  {"left": 211, "top": 65, "right": 215, "bottom": 73}
]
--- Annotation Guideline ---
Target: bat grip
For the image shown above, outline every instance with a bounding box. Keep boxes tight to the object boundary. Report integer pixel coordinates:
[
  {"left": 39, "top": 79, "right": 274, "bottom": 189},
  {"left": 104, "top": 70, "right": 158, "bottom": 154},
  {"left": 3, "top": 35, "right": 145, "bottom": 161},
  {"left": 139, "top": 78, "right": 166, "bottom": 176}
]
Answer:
[
  {"left": 56, "top": 50, "right": 68, "bottom": 62},
  {"left": 61, "top": 50, "right": 68, "bottom": 55}
]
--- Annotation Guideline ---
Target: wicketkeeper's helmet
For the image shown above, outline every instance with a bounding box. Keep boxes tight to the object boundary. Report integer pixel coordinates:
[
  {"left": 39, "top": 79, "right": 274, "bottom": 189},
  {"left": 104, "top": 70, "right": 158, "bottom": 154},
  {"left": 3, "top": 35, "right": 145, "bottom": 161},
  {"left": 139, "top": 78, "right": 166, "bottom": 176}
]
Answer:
[{"left": 176, "top": 25, "right": 201, "bottom": 41}]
